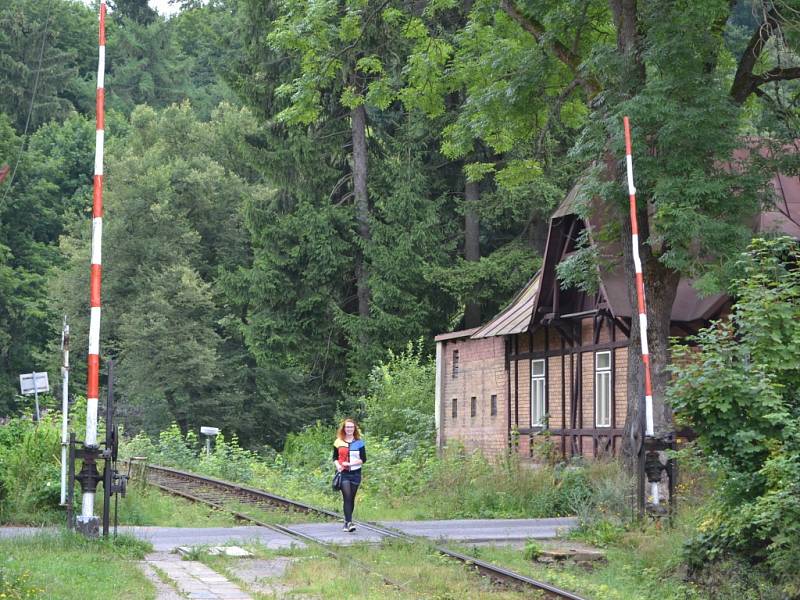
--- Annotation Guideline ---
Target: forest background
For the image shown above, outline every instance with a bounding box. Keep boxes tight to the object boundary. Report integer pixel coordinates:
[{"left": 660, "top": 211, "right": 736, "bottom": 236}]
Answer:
[{"left": 1, "top": 0, "right": 799, "bottom": 453}]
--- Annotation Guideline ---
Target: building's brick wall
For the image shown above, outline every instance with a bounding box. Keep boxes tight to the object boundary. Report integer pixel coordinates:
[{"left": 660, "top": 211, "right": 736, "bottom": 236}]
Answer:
[
  {"left": 614, "top": 347, "right": 628, "bottom": 427},
  {"left": 439, "top": 335, "right": 508, "bottom": 459},
  {"left": 547, "top": 354, "right": 568, "bottom": 431},
  {"left": 516, "top": 355, "right": 531, "bottom": 429},
  {"left": 437, "top": 316, "right": 631, "bottom": 461},
  {"left": 582, "top": 350, "right": 593, "bottom": 430}
]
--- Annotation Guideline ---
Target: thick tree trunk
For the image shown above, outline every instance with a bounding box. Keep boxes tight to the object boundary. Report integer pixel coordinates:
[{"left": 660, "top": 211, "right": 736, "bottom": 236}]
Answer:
[
  {"left": 352, "top": 104, "right": 371, "bottom": 332},
  {"left": 609, "top": 0, "right": 664, "bottom": 471},
  {"left": 164, "top": 391, "right": 189, "bottom": 435},
  {"left": 620, "top": 207, "right": 680, "bottom": 470},
  {"left": 528, "top": 216, "right": 548, "bottom": 255},
  {"left": 464, "top": 179, "right": 481, "bottom": 328}
]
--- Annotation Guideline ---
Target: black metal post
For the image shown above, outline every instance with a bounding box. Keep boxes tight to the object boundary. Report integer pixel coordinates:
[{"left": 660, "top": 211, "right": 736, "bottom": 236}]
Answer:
[
  {"left": 66, "top": 432, "right": 76, "bottom": 530},
  {"left": 102, "top": 359, "right": 114, "bottom": 538}
]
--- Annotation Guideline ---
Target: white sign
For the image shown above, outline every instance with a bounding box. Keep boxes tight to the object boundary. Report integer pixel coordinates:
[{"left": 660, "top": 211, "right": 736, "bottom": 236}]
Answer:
[
  {"left": 200, "top": 426, "right": 220, "bottom": 436},
  {"left": 19, "top": 372, "right": 49, "bottom": 396}
]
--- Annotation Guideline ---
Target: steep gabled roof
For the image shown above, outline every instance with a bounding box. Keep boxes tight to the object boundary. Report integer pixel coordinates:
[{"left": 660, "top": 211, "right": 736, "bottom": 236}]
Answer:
[
  {"left": 434, "top": 155, "right": 800, "bottom": 341},
  {"left": 471, "top": 273, "right": 541, "bottom": 339},
  {"left": 535, "top": 164, "right": 800, "bottom": 324}
]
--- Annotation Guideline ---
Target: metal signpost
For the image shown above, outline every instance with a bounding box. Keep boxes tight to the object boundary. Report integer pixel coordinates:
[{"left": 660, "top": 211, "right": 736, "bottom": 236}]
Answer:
[
  {"left": 201, "top": 426, "right": 220, "bottom": 456},
  {"left": 19, "top": 371, "right": 49, "bottom": 422},
  {"left": 60, "top": 316, "right": 70, "bottom": 506}
]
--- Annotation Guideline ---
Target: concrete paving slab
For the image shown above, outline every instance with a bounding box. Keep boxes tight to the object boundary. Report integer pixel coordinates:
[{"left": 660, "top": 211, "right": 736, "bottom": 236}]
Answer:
[
  {"left": 139, "top": 561, "right": 184, "bottom": 600},
  {"left": 385, "top": 517, "right": 578, "bottom": 542},
  {"left": 286, "top": 516, "right": 577, "bottom": 545},
  {"left": 145, "top": 552, "right": 253, "bottom": 600},
  {"left": 117, "top": 526, "right": 303, "bottom": 551},
  {"left": 286, "top": 522, "right": 383, "bottom": 544}
]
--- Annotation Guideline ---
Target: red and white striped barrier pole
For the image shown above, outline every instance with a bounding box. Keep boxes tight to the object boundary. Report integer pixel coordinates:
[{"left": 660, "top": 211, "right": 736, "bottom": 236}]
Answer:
[
  {"left": 623, "top": 116, "right": 659, "bottom": 505},
  {"left": 81, "top": 1, "right": 106, "bottom": 522}
]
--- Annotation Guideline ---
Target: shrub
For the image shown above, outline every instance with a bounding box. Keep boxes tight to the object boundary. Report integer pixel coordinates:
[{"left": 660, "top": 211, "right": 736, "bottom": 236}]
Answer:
[
  {"left": 198, "top": 433, "right": 256, "bottom": 482},
  {"left": 154, "top": 424, "right": 198, "bottom": 469},
  {"left": 0, "top": 416, "right": 62, "bottom": 523},
  {"left": 282, "top": 421, "right": 335, "bottom": 470},
  {"left": 522, "top": 539, "right": 543, "bottom": 560},
  {"left": 361, "top": 339, "right": 435, "bottom": 445},
  {"left": 669, "top": 237, "right": 800, "bottom": 594}
]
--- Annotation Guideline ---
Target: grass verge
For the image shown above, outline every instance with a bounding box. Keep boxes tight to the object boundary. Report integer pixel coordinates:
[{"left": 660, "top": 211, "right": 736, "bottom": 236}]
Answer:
[
  {"left": 0, "top": 531, "right": 154, "bottom": 600},
  {"left": 192, "top": 537, "right": 553, "bottom": 600}
]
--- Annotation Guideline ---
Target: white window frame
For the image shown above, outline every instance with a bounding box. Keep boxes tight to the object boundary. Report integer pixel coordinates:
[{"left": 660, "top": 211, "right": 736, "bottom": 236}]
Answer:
[
  {"left": 531, "top": 359, "right": 546, "bottom": 427},
  {"left": 595, "top": 351, "right": 612, "bottom": 428}
]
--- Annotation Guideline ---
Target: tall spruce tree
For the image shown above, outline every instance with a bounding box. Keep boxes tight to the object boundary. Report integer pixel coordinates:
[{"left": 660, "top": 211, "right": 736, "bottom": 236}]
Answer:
[{"left": 0, "top": 0, "right": 96, "bottom": 132}]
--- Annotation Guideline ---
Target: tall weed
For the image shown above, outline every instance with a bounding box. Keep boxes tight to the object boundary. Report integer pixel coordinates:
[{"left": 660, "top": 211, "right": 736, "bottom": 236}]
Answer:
[{"left": 0, "top": 416, "right": 62, "bottom": 523}]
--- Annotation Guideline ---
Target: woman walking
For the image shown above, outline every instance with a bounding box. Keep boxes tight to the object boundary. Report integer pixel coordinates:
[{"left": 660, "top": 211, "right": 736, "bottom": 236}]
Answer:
[{"left": 333, "top": 418, "right": 366, "bottom": 532}]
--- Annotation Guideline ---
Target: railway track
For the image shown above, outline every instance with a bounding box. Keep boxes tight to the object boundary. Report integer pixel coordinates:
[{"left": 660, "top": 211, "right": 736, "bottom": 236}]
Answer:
[{"left": 141, "top": 463, "right": 588, "bottom": 600}]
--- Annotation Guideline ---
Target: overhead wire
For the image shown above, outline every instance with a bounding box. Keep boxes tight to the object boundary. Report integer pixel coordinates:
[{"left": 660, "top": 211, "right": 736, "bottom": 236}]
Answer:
[{"left": 0, "top": 0, "right": 57, "bottom": 206}]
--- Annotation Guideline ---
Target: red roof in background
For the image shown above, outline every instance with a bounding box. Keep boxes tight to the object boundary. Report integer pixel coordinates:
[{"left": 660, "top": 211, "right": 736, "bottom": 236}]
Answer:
[
  {"left": 434, "top": 150, "right": 800, "bottom": 340},
  {"left": 760, "top": 171, "right": 800, "bottom": 238}
]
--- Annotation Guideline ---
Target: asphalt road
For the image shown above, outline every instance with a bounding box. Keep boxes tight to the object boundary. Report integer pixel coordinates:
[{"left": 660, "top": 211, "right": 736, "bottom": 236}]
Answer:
[{"left": 0, "top": 517, "right": 577, "bottom": 551}]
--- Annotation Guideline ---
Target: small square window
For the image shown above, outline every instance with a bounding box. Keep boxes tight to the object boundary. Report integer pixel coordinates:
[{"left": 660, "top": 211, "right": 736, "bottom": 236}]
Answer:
[
  {"left": 470, "top": 397, "right": 477, "bottom": 417},
  {"left": 490, "top": 394, "right": 497, "bottom": 416},
  {"left": 451, "top": 398, "right": 458, "bottom": 419},
  {"left": 596, "top": 351, "right": 611, "bottom": 370}
]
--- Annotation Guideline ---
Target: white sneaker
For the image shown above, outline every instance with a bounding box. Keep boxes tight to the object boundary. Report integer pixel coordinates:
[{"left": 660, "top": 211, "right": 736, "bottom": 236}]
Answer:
[{"left": 347, "top": 522, "right": 356, "bottom": 532}]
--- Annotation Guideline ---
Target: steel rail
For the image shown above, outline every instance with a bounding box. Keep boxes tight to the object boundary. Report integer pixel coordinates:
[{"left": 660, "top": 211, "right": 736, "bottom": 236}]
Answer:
[{"left": 142, "top": 463, "right": 587, "bottom": 600}]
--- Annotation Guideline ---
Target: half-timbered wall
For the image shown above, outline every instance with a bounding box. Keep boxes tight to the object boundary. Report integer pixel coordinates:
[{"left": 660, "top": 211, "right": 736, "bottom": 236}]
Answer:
[{"left": 507, "top": 313, "right": 630, "bottom": 461}]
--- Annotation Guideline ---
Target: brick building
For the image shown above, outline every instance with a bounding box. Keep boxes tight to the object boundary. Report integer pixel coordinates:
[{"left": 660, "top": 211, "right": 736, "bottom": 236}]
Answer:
[{"left": 435, "top": 174, "right": 800, "bottom": 461}]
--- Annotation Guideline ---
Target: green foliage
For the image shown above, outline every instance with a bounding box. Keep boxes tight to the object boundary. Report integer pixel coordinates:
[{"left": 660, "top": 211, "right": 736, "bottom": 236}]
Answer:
[
  {"left": 0, "top": 0, "right": 96, "bottom": 131},
  {"left": 120, "top": 422, "right": 257, "bottom": 483},
  {"left": 427, "top": 241, "right": 540, "bottom": 324},
  {"left": 113, "top": 485, "right": 236, "bottom": 527},
  {"left": 266, "top": 0, "right": 406, "bottom": 124},
  {"left": 0, "top": 416, "right": 61, "bottom": 523},
  {"left": 361, "top": 340, "right": 435, "bottom": 444},
  {"left": 122, "top": 417, "right": 631, "bottom": 524},
  {"left": 198, "top": 433, "right": 257, "bottom": 483},
  {"left": 522, "top": 539, "right": 542, "bottom": 561},
  {"left": 555, "top": 229, "right": 600, "bottom": 294},
  {"left": 669, "top": 237, "right": 800, "bottom": 594},
  {"left": 52, "top": 103, "right": 272, "bottom": 442},
  {"left": 282, "top": 421, "right": 336, "bottom": 470},
  {"left": 573, "top": 0, "right": 771, "bottom": 281},
  {"left": 0, "top": 112, "right": 96, "bottom": 415}
]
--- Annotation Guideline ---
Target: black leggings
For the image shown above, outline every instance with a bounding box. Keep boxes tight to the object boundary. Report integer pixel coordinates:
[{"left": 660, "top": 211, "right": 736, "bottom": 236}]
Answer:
[{"left": 341, "top": 479, "right": 360, "bottom": 523}]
